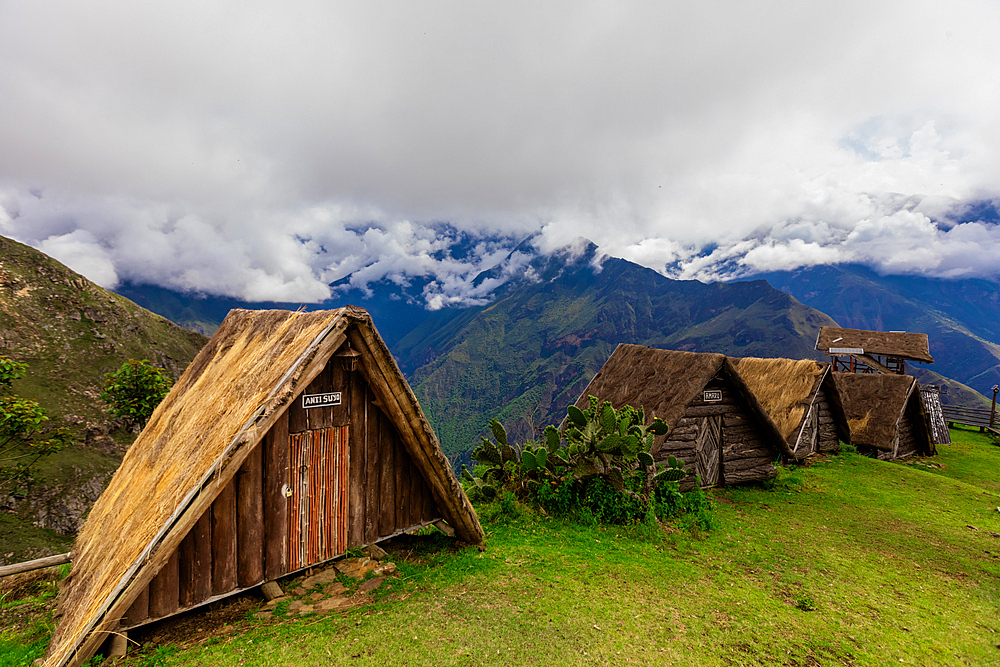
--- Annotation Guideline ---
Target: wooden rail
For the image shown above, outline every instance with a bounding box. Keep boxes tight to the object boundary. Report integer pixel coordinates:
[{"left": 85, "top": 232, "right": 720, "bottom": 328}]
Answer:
[
  {"left": 0, "top": 552, "right": 71, "bottom": 578},
  {"left": 942, "top": 405, "right": 999, "bottom": 436}
]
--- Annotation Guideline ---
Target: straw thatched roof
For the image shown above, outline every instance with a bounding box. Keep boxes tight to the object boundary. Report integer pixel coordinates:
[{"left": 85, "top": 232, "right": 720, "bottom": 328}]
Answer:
[
  {"left": 733, "top": 358, "right": 825, "bottom": 441},
  {"left": 832, "top": 372, "right": 926, "bottom": 451},
  {"left": 571, "top": 344, "right": 791, "bottom": 458},
  {"left": 815, "top": 327, "right": 933, "bottom": 364},
  {"left": 46, "top": 307, "right": 481, "bottom": 667}
]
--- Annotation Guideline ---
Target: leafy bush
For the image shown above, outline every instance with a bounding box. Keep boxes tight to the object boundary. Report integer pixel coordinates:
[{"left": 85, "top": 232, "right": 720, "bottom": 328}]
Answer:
[
  {"left": 0, "top": 356, "right": 71, "bottom": 496},
  {"left": 463, "top": 398, "right": 712, "bottom": 529},
  {"left": 101, "top": 359, "right": 173, "bottom": 429}
]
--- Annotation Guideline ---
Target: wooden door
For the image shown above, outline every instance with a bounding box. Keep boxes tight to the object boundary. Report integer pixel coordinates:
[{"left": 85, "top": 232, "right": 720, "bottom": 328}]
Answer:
[
  {"left": 695, "top": 415, "right": 723, "bottom": 486},
  {"left": 287, "top": 426, "right": 350, "bottom": 571}
]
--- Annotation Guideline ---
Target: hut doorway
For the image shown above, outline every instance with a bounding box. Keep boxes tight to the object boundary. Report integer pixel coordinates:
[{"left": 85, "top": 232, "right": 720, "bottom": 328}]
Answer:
[
  {"left": 287, "top": 425, "right": 350, "bottom": 571},
  {"left": 695, "top": 415, "right": 723, "bottom": 486}
]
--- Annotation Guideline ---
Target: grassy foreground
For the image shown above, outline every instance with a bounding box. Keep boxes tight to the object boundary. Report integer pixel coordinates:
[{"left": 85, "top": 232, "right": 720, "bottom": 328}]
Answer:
[{"left": 5, "top": 429, "right": 1000, "bottom": 666}]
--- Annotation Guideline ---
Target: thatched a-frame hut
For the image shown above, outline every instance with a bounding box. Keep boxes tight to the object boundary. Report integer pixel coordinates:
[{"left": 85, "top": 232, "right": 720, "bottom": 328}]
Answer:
[
  {"left": 832, "top": 373, "right": 935, "bottom": 460},
  {"left": 572, "top": 344, "right": 791, "bottom": 488},
  {"left": 733, "top": 358, "right": 849, "bottom": 461},
  {"left": 46, "top": 307, "right": 483, "bottom": 667}
]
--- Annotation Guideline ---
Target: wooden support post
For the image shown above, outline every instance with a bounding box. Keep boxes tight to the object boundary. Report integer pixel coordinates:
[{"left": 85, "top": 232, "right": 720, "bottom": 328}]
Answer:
[{"left": 107, "top": 631, "right": 128, "bottom": 658}]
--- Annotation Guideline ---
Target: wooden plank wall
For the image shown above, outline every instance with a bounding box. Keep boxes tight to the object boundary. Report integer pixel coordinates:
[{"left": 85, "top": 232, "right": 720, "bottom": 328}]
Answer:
[
  {"left": 654, "top": 375, "right": 776, "bottom": 488},
  {"left": 123, "top": 449, "right": 267, "bottom": 629},
  {"left": 895, "top": 403, "right": 920, "bottom": 459},
  {"left": 815, "top": 386, "right": 840, "bottom": 453},
  {"left": 123, "top": 351, "right": 443, "bottom": 630}
]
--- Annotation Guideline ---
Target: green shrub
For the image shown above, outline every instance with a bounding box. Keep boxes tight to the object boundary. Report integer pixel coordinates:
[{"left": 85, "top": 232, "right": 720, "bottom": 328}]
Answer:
[
  {"left": 100, "top": 359, "right": 172, "bottom": 429},
  {"left": 464, "top": 400, "right": 713, "bottom": 530}
]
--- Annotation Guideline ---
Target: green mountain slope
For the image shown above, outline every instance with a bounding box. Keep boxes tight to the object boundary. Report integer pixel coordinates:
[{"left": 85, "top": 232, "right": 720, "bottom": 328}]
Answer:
[
  {"left": 0, "top": 235, "right": 207, "bottom": 558},
  {"left": 396, "top": 249, "right": 837, "bottom": 462}
]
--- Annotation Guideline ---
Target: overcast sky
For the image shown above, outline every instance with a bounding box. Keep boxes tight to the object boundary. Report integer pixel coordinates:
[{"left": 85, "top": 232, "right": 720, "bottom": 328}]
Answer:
[{"left": 1, "top": 1, "right": 999, "bottom": 305}]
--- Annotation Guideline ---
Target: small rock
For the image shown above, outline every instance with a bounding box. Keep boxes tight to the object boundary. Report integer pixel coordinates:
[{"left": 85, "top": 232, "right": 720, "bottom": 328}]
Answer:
[
  {"left": 324, "top": 582, "right": 347, "bottom": 595},
  {"left": 359, "top": 577, "right": 385, "bottom": 593},
  {"left": 309, "top": 591, "right": 324, "bottom": 601},
  {"left": 372, "top": 562, "right": 397, "bottom": 577},
  {"left": 302, "top": 567, "right": 342, "bottom": 589},
  {"left": 265, "top": 596, "right": 289, "bottom": 609},
  {"left": 316, "top": 596, "right": 349, "bottom": 612},
  {"left": 363, "top": 544, "right": 388, "bottom": 559},
  {"left": 254, "top": 611, "right": 273, "bottom": 620},
  {"left": 336, "top": 557, "right": 375, "bottom": 579},
  {"left": 293, "top": 586, "right": 307, "bottom": 596}
]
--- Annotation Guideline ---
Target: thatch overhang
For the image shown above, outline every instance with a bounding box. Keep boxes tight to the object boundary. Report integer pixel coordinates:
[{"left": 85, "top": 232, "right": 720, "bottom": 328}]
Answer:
[
  {"left": 46, "top": 307, "right": 482, "bottom": 667},
  {"left": 571, "top": 344, "right": 792, "bottom": 459},
  {"left": 732, "top": 358, "right": 850, "bottom": 451},
  {"left": 832, "top": 372, "right": 933, "bottom": 453},
  {"left": 815, "top": 327, "right": 933, "bottom": 364}
]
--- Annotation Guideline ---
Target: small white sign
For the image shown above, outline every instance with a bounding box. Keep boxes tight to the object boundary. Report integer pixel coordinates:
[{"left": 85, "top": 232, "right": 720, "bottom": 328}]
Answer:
[
  {"left": 829, "top": 347, "right": 864, "bottom": 355},
  {"left": 703, "top": 389, "right": 723, "bottom": 403},
  {"left": 302, "top": 392, "right": 342, "bottom": 409}
]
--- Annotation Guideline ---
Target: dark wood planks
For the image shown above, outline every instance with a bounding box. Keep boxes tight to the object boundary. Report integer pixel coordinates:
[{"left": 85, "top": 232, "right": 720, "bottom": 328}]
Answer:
[
  {"left": 148, "top": 550, "right": 179, "bottom": 619},
  {"left": 237, "top": 444, "right": 264, "bottom": 588},
  {"left": 123, "top": 586, "right": 148, "bottom": 627},
  {"left": 348, "top": 371, "right": 366, "bottom": 547},
  {"left": 364, "top": 384, "right": 381, "bottom": 544},
  {"left": 211, "top": 482, "right": 237, "bottom": 595},
  {"left": 379, "top": 409, "right": 396, "bottom": 535},
  {"left": 263, "top": 411, "right": 289, "bottom": 581}
]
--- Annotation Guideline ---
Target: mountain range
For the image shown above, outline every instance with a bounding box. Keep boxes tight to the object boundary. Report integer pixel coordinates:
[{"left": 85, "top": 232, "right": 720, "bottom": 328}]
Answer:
[{"left": 115, "top": 239, "right": 995, "bottom": 461}]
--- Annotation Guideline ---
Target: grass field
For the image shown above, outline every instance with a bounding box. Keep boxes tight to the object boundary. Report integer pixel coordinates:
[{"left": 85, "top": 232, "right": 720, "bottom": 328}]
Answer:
[{"left": 4, "top": 428, "right": 999, "bottom": 666}]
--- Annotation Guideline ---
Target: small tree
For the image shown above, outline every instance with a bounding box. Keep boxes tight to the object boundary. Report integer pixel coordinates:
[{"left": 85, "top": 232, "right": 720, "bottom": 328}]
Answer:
[
  {"left": 0, "top": 356, "right": 71, "bottom": 497},
  {"left": 101, "top": 359, "right": 173, "bottom": 430}
]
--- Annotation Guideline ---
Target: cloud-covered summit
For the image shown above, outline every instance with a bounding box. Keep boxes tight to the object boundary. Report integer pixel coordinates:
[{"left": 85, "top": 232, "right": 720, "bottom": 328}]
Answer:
[{"left": 2, "top": 2, "right": 999, "bottom": 305}]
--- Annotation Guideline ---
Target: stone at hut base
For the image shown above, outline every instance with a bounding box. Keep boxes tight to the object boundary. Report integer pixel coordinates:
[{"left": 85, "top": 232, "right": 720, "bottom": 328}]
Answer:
[
  {"left": 372, "top": 562, "right": 397, "bottom": 577},
  {"left": 336, "top": 557, "right": 375, "bottom": 579},
  {"left": 302, "top": 567, "right": 341, "bottom": 589},
  {"left": 363, "top": 543, "right": 388, "bottom": 559},
  {"left": 260, "top": 580, "right": 283, "bottom": 600}
]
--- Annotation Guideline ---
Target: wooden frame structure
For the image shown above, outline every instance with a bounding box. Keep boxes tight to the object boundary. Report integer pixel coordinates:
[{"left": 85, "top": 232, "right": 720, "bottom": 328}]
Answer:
[
  {"left": 815, "top": 326, "right": 933, "bottom": 376},
  {"left": 45, "top": 307, "right": 483, "bottom": 667},
  {"left": 571, "top": 345, "right": 791, "bottom": 488}
]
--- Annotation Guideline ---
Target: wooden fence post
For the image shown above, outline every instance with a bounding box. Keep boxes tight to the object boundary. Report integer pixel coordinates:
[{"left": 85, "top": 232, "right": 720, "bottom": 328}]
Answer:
[{"left": 991, "top": 385, "right": 998, "bottom": 428}]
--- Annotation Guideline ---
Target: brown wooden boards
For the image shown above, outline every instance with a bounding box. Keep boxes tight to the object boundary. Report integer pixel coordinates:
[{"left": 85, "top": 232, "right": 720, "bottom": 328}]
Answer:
[
  {"left": 263, "top": 412, "right": 289, "bottom": 581},
  {"left": 237, "top": 444, "right": 264, "bottom": 588},
  {"left": 211, "top": 482, "right": 237, "bottom": 595},
  {"left": 695, "top": 415, "right": 722, "bottom": 486}
]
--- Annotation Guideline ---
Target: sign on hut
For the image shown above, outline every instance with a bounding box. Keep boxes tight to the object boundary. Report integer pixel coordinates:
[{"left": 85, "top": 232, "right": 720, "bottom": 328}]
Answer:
[
  {"left": 832, "top": 373, "right": 935, "bottom": 460},
  {"left": 572, "top": 344, "right": 790, "bottom": 488},
  {"left": 733, "top": 358, "right": 849, "bottom": 461},
  {"left": 45, "top": 307, "right": 483, "bottom": 667}
]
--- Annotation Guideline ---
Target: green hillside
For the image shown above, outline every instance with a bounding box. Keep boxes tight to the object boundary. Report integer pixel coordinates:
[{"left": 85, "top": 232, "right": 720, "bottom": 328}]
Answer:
[
  {"left": 0, "top": 235, "right": 207, "bottom": 559},
  {"left": 6, "top": 428, "right": 996, "bottom": 666},
  {"left": 397, "top": 254, "right": 837, "bottom": 461}
]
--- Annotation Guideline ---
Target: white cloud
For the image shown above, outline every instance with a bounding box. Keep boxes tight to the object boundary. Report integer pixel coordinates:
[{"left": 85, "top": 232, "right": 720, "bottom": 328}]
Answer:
[
  {"left": 1, "top": 1, "right": 999, "bottom": 302},
  {"left": 37, "top": 230, "right": 119, "bottom": 288}
]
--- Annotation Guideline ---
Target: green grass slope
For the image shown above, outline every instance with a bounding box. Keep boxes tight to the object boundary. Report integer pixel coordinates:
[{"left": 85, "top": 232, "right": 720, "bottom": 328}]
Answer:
[
  {"left": 0, "top": 235, "right": 207, "bottom": 559},
  {"left": 397, "top": 255, "right": 837, "bottom": 462},
  {"left": 80, "top": 428, "right": 1000, "bottom": 667}
]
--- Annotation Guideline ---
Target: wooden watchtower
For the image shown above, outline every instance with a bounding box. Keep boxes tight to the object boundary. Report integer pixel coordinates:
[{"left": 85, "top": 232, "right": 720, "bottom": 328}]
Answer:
[{"left": 814, "top": 326, "right": 933, "bottom": 375}]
